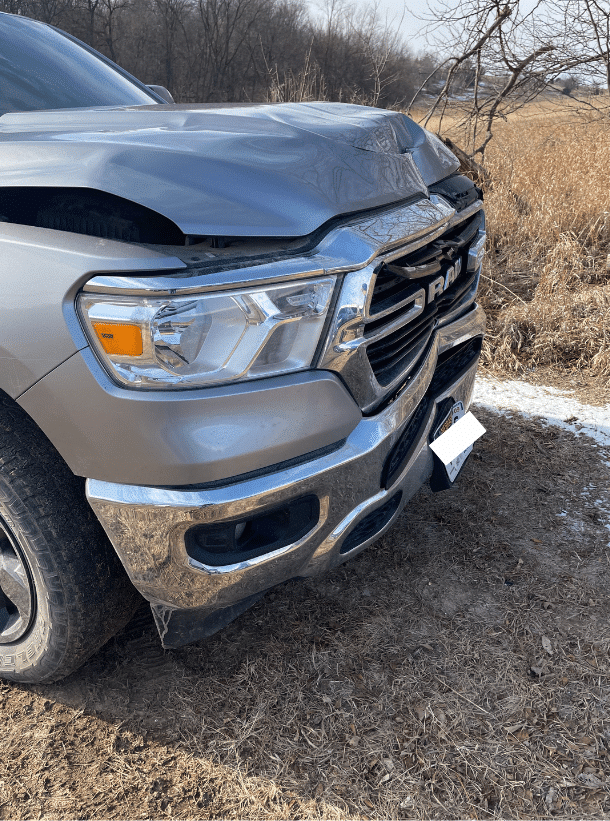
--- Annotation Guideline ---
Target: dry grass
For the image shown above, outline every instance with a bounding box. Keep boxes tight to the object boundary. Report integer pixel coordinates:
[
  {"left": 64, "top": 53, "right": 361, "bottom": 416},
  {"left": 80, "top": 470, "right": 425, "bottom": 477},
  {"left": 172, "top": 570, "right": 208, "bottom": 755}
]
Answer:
[
  {"left": 420, "top": 98, "right": 610, "bottom": 387},
  {"left": 0, "top": 410, "right": 609, "bottom": 819}
]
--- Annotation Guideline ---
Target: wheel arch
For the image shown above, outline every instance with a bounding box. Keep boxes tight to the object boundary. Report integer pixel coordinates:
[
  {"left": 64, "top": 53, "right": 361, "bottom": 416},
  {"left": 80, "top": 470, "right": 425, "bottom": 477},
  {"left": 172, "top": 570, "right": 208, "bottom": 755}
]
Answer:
[
  {"left": 0, "top": 386, "right": 78, "bottom": 478},
  {"left": 0, "top": 381, "right": 141, "bottom": 683}
]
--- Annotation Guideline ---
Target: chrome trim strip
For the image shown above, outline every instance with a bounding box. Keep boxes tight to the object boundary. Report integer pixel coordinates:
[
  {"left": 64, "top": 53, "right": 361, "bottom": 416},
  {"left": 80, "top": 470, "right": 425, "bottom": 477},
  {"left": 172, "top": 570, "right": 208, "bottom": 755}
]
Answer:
[
  {"left": 363, "top": 294, "right": 427, "bottom": 343},
  {"left": 379, "top": 199, "right": 483, "bottom": 267},
  {"left": 468, "top": 230, "right": 487, "bottom": 272},
  {"left": 364, "top": 284, "right": 426, "bottom": 327},
  {"left": 445, "top": 199, "right": 484, "bottom": 231}
]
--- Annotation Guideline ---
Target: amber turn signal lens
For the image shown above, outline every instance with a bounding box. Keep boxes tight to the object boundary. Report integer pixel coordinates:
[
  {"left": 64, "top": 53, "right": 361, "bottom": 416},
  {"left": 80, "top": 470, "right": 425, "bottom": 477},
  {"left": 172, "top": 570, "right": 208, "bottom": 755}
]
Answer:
[{"left": 91, "top": 322, "right": 143, "bottom": 356}]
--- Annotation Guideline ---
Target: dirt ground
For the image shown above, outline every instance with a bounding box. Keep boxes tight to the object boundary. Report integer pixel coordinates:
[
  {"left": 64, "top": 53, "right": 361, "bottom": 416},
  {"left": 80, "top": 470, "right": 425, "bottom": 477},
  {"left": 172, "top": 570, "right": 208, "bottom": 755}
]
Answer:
[{"left": 0, "top": 406, "right": 609, "bottom": 820}]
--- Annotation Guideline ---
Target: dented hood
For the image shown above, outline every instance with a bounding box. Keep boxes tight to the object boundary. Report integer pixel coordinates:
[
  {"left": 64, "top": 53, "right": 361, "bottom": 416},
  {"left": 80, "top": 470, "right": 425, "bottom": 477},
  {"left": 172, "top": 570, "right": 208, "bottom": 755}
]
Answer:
[{"left": 0, "top": 101, "right": 459, "bottom": 237}]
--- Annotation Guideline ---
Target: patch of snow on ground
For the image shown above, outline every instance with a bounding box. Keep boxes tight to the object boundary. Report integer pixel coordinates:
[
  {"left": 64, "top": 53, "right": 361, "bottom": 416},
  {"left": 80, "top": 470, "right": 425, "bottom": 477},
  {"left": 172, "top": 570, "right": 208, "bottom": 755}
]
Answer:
[
  {"left": 473, "top": 376, "right": 610, "bottom": 448},
  {"left": 473, "top": 376, "right": 610, "bottom": 546}
]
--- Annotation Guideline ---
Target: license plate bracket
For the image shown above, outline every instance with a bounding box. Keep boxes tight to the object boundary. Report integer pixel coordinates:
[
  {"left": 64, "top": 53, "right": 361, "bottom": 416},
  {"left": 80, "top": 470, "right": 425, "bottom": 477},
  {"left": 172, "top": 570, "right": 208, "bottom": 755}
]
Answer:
[{"left": 429, "top": 401, "right": 485, "bottom": 491}]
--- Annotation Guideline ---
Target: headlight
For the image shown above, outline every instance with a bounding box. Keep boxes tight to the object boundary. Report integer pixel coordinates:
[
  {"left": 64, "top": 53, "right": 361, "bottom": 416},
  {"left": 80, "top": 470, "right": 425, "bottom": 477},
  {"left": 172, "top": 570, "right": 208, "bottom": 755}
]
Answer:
[{"left": 78, "top": 277, "right": 336, "bottom": 389}]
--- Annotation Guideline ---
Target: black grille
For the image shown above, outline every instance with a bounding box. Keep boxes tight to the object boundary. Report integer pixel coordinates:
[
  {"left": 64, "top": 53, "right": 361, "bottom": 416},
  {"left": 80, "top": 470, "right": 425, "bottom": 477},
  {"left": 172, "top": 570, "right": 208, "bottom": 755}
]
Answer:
[
  {"left": 381, "top": 398, "right": 431, "bottom": 489},
  {"left": 366, "top": 306, "right": 436, "bottom": 386},
  {"left": 366, "top": 208, "right": 482, "bottom": 386},
  {"left": 340, "top": 492, "right": 402, "bottom": 554},
  {"left": 426, "top": 336, "right": 483, "bottom": 396}
]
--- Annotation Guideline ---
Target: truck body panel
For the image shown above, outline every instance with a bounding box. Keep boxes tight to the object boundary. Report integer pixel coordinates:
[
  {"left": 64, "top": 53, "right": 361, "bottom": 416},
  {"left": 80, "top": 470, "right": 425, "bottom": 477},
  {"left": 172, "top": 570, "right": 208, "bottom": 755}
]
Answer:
[
  {"left": 0, "top": 222, "right": 184, "bottom": 397},
  {"left": 19, "top": 352, "right": 361, "bottom": 485}
]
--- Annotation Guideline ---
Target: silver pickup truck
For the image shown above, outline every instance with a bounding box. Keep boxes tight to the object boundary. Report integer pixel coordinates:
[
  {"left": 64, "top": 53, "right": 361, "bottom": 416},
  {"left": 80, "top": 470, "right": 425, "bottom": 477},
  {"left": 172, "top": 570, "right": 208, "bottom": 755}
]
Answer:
[{"left": 0, "top": 11, "right": 486, "bottom": 682}]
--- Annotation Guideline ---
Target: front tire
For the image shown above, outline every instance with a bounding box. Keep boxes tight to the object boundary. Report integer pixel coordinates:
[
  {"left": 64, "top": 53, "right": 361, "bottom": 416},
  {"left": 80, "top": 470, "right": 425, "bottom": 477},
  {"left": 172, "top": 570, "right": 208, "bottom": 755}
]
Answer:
[{"left": 0, "top": 395, "right": 140, "bottom": 683}]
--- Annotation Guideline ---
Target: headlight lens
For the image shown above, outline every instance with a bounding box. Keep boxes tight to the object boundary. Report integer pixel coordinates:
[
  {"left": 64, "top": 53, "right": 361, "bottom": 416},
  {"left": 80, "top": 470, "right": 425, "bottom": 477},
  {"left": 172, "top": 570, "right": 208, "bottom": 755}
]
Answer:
[{"left": 77, "top": 277, "right": 336, "bottom": 388}]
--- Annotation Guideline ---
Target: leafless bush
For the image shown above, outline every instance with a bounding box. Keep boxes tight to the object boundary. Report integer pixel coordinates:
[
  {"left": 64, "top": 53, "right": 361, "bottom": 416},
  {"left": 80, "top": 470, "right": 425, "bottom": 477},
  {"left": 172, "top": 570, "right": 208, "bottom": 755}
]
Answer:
[{"left": 413, "top": 0, "right": 610, "bottom": 163}]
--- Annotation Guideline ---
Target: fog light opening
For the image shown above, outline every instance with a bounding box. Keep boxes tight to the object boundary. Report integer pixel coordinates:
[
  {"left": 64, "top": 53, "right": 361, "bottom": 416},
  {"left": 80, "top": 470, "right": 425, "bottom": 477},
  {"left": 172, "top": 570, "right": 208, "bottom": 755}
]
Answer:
[{"left": 185, "top": 495, "right": 320, "bottom": 568}]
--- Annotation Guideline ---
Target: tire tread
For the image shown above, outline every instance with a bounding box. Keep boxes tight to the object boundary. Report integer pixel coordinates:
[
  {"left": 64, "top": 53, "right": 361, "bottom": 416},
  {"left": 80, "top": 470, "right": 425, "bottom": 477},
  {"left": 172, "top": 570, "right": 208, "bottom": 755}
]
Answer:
[{"left": 0, "top": 393, "right": 140, "bottom": 682}]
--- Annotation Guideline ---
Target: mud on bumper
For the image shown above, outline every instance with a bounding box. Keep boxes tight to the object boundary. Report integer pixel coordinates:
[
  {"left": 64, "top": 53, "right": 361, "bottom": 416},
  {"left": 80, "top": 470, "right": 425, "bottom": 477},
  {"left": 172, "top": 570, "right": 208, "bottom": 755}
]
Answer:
[{"left": 87, "top": 305, "right": 485, "bottom": 648}]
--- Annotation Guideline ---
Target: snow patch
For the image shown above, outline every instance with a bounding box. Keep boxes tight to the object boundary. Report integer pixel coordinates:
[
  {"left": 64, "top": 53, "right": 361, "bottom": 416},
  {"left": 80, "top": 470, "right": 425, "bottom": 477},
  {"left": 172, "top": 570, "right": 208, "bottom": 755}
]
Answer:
[
  {"left": 473, "top": 377, "right": 610, "bottom": 448},
  {"left": 473, "top": 376, "right": 610, "bottom": 547}
]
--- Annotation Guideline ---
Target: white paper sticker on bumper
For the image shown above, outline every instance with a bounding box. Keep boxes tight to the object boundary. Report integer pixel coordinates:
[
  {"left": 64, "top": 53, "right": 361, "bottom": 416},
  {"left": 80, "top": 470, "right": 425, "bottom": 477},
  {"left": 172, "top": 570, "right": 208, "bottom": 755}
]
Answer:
[{"left": 429, "top": 410, "right": 486, "bottom": 482}]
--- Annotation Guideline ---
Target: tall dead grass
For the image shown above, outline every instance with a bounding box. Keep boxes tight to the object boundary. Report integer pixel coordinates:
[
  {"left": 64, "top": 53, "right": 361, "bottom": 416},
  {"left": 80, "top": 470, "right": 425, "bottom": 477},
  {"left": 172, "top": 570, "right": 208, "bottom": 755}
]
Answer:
[{"left": 435, "top": 102, "right": 610, "bottom": 380}]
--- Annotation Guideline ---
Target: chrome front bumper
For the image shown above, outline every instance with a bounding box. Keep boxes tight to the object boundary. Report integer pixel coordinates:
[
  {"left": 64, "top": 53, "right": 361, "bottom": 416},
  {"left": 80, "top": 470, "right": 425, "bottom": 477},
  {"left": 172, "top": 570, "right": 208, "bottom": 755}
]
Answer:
[{"left": 87, "top": 304, "right": 485, "bottom": 647}]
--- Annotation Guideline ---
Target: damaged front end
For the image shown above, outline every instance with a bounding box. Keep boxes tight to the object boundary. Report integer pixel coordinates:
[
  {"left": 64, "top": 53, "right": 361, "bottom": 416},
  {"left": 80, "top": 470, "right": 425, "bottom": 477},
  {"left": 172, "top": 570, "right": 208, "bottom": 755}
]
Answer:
[{"left": 83, "top": 183, "right": 486, "bottom": 649}]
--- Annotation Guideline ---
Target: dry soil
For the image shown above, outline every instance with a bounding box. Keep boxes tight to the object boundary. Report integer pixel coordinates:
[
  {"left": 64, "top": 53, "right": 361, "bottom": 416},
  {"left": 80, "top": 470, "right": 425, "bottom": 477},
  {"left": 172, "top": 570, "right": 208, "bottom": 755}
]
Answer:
[{"left": 0, "top": 406, "right": 609, "bottom": 819}]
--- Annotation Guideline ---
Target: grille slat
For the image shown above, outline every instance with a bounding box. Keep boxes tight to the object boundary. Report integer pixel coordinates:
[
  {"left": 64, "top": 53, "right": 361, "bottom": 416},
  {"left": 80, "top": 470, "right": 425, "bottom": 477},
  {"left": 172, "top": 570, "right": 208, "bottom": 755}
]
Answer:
[
  {"left": 368, "top": 269, "right": 422, "bottom": 316},
  {"left": 369, "top": 331, "right": 430, "bottom": 378},
  {"left": 368, "top": 270, "right": 415, "bottom": 315},
  {"left": 367, "top": 311, "right": 435, "bottom": 366},
  {"left": 365, "top": 209, "right": 482, "bottom": 386},
  {"left": 365, "top": 282, "right": 425, "bottom": 334},
  {"left": 386, "top": 259, "right": 442, "bottom": 279},
  {"left": 367, "top": 318, "right": 436, "bottom": 385}
]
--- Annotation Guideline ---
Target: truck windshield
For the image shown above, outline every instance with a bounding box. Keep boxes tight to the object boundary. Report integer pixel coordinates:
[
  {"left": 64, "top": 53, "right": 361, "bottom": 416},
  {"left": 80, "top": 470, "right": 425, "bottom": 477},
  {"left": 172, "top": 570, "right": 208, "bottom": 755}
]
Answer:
[{"left": 0, "top": 14, "right": 158, "bottom": 116}]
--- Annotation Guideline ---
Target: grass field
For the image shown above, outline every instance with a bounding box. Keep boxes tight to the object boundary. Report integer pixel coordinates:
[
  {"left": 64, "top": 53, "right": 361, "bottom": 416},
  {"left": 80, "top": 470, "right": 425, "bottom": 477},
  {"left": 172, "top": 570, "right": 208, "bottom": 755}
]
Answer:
[{"left": 420, "top": 97, "right": 610, "bottom": 394}]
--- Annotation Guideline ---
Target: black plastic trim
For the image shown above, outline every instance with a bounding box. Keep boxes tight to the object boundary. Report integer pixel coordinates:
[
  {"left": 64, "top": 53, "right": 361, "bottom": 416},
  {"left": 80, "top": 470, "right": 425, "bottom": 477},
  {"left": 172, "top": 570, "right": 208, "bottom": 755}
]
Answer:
[
  {"left": 340, "top": 492, "right": 402, "bottom": 554},
  {"left": 185, "top": 494, "right": 320, "bottom": 567}
]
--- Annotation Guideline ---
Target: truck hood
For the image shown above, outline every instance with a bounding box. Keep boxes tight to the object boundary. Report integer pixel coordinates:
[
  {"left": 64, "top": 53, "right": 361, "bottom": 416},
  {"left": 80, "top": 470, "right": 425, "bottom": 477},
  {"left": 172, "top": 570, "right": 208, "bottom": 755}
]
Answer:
[{"left": 0, "top": 101, "right": 459, "bottom": 237}]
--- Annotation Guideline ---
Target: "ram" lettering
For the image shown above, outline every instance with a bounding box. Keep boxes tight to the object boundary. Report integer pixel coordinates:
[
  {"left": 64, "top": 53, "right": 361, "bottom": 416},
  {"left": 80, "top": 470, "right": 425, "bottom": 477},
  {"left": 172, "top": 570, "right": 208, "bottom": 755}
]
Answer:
[{"left": 427, "top": 258, "right": 462, "bottom": 303}]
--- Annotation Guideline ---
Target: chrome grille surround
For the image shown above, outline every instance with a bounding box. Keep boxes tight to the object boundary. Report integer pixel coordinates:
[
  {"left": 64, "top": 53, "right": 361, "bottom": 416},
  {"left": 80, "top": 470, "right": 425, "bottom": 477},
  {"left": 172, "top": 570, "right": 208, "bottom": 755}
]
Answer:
[{"left": 318, "top": 196, "right": 485, "bottom": 411}]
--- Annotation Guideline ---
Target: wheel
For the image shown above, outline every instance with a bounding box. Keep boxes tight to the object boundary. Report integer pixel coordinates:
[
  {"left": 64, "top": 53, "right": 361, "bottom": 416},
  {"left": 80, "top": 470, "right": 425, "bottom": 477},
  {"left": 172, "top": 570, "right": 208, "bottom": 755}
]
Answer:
[{"left": 0, "top": 394, "right": 140, "bottom": 683}]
